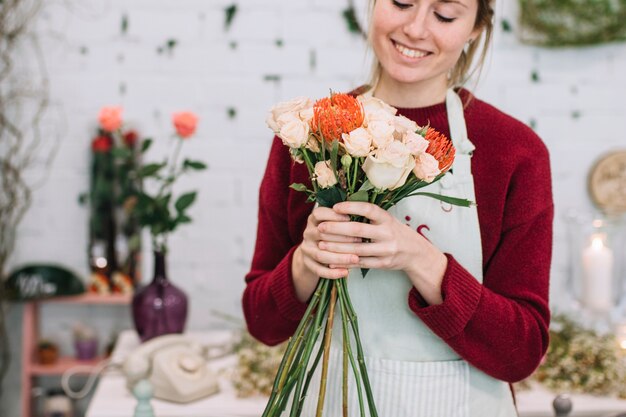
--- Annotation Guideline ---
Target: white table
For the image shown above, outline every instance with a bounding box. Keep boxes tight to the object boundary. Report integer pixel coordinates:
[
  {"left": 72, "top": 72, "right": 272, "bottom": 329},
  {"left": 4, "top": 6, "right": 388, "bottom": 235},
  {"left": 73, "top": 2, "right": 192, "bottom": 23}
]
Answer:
[
  {"left": 85, "top": 330, "right": 267, "bottom": 417},
  {"left": 86, "top": 330, "right": 626, "bottom": 417}
]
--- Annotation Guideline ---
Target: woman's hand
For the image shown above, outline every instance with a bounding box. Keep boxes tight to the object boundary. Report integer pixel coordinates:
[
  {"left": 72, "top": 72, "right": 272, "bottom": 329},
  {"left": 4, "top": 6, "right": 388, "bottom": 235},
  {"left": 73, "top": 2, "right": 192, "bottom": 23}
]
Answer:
[
  {"left": 291, "top": 206, "right": 361, "bottom": 302},
  {"left": 320, "top": 201, "right": 448, "bottom": 305}
]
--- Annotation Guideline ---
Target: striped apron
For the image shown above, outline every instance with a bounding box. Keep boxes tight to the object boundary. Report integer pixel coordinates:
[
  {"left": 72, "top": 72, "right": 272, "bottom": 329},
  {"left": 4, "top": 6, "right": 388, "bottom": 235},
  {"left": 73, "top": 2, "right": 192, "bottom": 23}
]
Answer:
[{"left": 295, "top": 89, "right": 517, "bottom": 417}]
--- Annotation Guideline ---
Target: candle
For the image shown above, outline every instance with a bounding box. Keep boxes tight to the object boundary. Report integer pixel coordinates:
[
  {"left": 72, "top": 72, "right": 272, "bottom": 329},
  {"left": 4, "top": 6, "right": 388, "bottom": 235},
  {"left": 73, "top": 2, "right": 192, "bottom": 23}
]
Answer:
[{"left": 581, "top": 233, "right": 614, "bottom": 313}]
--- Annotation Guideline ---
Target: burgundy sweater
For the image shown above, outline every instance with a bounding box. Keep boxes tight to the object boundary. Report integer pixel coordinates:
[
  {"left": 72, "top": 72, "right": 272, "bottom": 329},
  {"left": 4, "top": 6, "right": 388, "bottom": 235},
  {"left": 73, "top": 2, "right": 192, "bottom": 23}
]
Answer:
[{"left": 242, "top": 90, "right": 553, "bottom": 383}]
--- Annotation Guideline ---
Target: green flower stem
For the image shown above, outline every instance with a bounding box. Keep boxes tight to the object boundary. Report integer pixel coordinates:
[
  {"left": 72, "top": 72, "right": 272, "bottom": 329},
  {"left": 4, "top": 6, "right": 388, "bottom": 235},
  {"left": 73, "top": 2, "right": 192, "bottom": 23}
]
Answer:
[
  {"left": 270, "top": 370, "right": 301, "bottom": 416},
  {"left": 273, "top": 290, "right": 330, "bottom": 416},
  {"left": 337, "top": 281, "right": 366, "bottom": 417},
  {"left": 352, "top": 157, "right": 359, "bottom": 193},
  {"left": 289, "top": 281, "right": 332, "bottom": 417},
  {"left": 262, "top": 280, "right": 327, "bottom": 417},
  {"left": 297, "top": 339, "right": 325, "bottom": 414},
  {"left": 315, "top": 283, "right": 338, "bottom": 417},
  {"left": 343, "top": 315, "right": 348, "bottom": 417},
  {"left": 339, "top": 279, "right": 378, "bottom": 417},
  {"left": 156, "top": 136, "right": 184, "bottom": 198},
  {"left": 301, "top": 148, "right": 319, "bottom": 193}
]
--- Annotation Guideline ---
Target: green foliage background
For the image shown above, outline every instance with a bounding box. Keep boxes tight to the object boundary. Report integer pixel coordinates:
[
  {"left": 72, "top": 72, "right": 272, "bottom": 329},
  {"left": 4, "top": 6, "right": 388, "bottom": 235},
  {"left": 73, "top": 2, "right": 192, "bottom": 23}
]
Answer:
[{"left": 519, "top": 0, "right": 626, "bottom": 47}]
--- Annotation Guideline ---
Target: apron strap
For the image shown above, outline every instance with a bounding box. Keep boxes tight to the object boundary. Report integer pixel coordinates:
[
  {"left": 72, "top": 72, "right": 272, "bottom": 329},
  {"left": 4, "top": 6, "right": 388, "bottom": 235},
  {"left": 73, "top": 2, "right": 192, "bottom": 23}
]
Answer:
[{"left": 445, "top": 89, "right": 475, "bottom": 155}]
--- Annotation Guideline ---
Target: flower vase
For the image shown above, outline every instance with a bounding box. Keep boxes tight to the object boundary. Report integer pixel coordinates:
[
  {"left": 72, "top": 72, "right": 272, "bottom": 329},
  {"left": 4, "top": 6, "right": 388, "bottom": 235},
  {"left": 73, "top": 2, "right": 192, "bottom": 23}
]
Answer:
[
  {"left": 74, "top": 339, "right": 98, "bottom": 360},
  {"left": 131, "top": 251, "right": 188, "bottom": 342}
]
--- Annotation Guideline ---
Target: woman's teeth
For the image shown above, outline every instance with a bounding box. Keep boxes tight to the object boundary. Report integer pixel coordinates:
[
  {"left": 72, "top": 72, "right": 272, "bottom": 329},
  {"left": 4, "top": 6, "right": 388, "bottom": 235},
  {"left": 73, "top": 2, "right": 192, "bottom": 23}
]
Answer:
[{"left": 394, "top": 42, "right": 428, "bottom": 58}]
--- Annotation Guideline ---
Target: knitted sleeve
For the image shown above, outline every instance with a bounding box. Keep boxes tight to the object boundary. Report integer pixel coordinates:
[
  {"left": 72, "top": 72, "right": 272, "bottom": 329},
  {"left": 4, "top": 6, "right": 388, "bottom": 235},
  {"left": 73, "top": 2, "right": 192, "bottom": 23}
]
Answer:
[
  {"left": 242, "top": 137, "right": 308, "bottom": 346},
  {"left": 408, "top": 133, "right": 553, "bottom": 383}
]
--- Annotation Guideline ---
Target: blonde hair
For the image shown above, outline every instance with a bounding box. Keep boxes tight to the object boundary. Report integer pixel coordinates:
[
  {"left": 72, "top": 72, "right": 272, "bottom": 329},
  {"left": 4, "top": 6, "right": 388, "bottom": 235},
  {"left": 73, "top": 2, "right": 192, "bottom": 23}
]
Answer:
[{"left": 366, "top": 0, "right": 495, "bottom": 88}]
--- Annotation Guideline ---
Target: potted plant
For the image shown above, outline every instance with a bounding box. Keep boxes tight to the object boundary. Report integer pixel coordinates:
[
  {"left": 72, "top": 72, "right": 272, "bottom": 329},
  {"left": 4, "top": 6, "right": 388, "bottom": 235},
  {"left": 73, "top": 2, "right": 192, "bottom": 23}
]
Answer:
[
  {"left": 72, "top": 323, "right": 98, "bottom": 361},
  {"left": 36, "top": 340, "right": 59, "bottom": 365}
]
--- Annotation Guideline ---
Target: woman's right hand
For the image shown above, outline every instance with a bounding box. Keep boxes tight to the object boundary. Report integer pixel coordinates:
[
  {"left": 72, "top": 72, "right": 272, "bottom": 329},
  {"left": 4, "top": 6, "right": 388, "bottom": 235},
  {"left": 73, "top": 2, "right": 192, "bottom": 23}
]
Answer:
[{"left": 291, "top": 206, "right": 360, "bottom": 302}]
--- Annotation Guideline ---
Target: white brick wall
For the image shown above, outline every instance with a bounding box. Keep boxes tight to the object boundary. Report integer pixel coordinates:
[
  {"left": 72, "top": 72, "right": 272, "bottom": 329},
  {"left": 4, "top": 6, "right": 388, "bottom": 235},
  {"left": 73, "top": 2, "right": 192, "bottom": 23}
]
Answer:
[{"left": 3, "top": 0, "right": 626, "bottom": 415}]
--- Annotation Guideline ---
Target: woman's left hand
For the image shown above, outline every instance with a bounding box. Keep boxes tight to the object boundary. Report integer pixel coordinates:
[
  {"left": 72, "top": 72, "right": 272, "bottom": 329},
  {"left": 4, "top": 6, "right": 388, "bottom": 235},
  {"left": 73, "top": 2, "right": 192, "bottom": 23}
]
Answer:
[{"left": 319, "top": 201, "right": 448, "bottom": 305}]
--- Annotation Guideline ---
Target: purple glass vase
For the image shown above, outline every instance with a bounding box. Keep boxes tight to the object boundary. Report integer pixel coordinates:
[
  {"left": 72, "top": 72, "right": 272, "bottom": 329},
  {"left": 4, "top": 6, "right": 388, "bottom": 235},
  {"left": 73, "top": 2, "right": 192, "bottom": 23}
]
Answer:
[{"left": 132, "top": 251, "right": 188, "bottom": 342}]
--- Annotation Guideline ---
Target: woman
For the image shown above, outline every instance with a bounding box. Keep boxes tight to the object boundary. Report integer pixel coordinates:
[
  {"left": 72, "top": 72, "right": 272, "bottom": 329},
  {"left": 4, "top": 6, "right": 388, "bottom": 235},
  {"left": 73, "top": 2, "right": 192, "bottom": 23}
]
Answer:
[{"left": 243, "top": 0, "right": 553, "bottom": 415}]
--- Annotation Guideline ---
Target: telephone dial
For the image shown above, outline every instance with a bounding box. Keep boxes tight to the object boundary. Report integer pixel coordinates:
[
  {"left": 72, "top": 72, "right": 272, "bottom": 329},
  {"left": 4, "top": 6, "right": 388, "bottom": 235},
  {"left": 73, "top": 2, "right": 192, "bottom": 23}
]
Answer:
[{"left": 122, "top": 334, "right": 220, "bottom": 403}]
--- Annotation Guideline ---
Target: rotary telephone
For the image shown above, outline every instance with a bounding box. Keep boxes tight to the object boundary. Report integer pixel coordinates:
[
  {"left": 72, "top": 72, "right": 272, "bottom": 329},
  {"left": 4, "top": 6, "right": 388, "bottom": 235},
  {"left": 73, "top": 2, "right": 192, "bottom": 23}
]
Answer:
[{"left": 122, "top": 334, "right": 220, "bottom": 403}]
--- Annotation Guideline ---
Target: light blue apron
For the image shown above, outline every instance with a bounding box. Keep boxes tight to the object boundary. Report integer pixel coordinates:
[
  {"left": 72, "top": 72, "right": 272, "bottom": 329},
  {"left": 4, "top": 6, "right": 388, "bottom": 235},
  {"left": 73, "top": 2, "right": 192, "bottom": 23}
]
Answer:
[{"left": 296, "top": 89, "right": 517, "bottom": 417}]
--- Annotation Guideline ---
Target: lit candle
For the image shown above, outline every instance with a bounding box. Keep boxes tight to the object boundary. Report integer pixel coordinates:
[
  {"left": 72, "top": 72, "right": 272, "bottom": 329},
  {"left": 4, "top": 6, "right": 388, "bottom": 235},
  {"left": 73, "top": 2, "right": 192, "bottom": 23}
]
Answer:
[{"left": 581, "top": 233, "right": 614, "bottom": 313}]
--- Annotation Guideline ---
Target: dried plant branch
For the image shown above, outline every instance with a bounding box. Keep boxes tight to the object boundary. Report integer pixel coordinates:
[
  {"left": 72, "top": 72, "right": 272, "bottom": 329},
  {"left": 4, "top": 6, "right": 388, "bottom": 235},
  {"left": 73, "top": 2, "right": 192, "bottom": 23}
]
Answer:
[{"left": 0, "top": 0, "right": 56, "bottom": 395}]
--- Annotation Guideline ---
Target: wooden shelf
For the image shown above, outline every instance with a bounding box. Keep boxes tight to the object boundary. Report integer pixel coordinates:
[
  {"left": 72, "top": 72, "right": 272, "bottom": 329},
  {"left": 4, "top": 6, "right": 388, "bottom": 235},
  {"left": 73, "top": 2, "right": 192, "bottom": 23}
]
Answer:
[
  {"left": 22, "top": 293, "right": 131, "bottom": 416},
  {"left": 36, "top": 292, "right": 131, "bottom": 305},
  {"left": 29, "top": 355, "right": 108, "bottom": 376}
]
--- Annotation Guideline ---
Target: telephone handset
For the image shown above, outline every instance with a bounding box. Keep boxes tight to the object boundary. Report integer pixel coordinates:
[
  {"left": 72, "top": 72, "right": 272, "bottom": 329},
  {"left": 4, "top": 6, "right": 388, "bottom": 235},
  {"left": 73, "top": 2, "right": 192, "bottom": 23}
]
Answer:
[{"left": 122, "top": 334, "right": 219, "bottom": 403}]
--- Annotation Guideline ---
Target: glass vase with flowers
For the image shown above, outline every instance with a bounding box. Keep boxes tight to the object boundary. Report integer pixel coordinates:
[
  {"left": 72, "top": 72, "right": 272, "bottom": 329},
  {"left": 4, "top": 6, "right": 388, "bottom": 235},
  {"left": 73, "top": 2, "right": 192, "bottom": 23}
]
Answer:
[{"left": 127, "top": 110, "right": 205, "bottom": 341}]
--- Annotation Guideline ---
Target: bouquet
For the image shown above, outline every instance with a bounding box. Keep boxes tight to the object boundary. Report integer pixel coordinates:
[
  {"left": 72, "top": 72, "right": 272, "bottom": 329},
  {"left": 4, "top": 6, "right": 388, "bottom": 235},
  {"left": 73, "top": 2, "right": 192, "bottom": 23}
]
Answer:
[
  {"left": 83, "top": 107, "right": 143, "bottom": 293},
  {"left": 90, "top": 107, "right": 205, "bottom": 258},
  {"left": 263, "top": 91, "right": 472, "bottom": 416}
]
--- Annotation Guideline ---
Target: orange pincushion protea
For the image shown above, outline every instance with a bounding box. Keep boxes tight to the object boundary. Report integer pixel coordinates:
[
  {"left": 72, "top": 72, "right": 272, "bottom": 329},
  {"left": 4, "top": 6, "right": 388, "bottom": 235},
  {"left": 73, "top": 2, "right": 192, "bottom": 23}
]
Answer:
[
  {"left": 425, "top": 127, "right": 455, "bottom": 172},
  {"left": 311, "top": 93, "right": 364, "bottom": 142}
]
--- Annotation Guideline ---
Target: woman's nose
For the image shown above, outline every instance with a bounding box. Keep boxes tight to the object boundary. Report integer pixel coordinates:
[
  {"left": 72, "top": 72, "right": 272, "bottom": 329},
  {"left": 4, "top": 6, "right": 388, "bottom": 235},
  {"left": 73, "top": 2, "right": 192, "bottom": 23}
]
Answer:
[{"left": 402, "top": 9, "right": 431, "bottom": 40}]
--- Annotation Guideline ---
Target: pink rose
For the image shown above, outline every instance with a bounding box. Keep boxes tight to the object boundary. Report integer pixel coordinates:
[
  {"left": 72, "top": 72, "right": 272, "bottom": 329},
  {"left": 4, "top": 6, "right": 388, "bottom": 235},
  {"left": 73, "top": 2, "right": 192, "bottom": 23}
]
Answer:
[
  {"left": 98, "top": 106, "right": 123, "bottom": 132},
  {"left": 172, "top": 111, "right": 199, "bottom": 138}
]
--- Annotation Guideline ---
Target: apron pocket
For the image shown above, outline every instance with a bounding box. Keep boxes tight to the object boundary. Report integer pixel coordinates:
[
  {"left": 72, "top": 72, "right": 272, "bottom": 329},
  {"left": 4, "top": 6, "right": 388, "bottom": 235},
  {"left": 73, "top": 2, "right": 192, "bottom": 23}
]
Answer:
[
  {"left": 366, "top": 356, "right": 470, "bottom": 417},
  {"left": 296, "top": 349, "right": 470, "bottom": 417}
]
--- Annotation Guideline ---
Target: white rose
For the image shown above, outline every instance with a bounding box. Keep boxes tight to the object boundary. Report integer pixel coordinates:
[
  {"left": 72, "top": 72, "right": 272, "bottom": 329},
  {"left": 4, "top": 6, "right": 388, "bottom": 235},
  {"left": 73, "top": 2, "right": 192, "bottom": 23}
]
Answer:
[
  {"left": 314, "top": 160, "right": 337, "bottom": 189},
  {"left": 306, "top": 136, "right": 321, "bottom": 153},
  {"left": 278, "top": 117, "right": 310, "bottom": 148},
  {"left": 366, "top": 120, "right": 395, "bottom": 149},
  {"left": 363, "top": 141, "right": 415, "bottom": 190},
  {"left": 413, "top": 152, "right": 441, "bottom": 183},
  {"left": 403, "top": 131, "right": 429, "bottom": 155},
  {"left": 357, "top": 95, "right": 397, "bottom": 118},
  {"left": 341, "top": 127, "right": 372, "bottom": 157},
  {"left": 266, "top": 97, "right": 313, "bottom": 132},
  {"left": 299, "top": 105, "right": 314, "bottom": 124},
  {"left": 393, "top": 115, "right": 419, "bottom": 140},
  {"left": 365, "top": 109, "right": 396, "bottom": 129}
]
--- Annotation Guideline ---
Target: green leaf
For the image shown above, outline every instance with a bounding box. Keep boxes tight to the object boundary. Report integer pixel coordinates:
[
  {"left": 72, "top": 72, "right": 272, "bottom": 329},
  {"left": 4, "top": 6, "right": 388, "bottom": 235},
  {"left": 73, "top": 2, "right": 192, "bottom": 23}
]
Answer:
[
  {"left": 121, "top": 14, "right": 129, "bottom": 34},
  {"left": 141, "top": 139, "right": 153, "bottom": 153},
  {"left": 224, "top": 4, "right": 238, "bottom": 30},
  {"left": 358, "top": 180, "right": 375, "bottom": 192},
  {"left": 342, "top": 6, "right": 364, "bottom": 36},
  {"left": 290, "top": 183, "right": 309, "bottom": 193},
  {"left": 407, "top": 192, "right": 474, "bottom": 207},
  {"left": 166, "top": 38, "right": 178, "bottom": 50},
  {"left": 175, "top": 192, "right": 197, "bottom": 212},
  {"left": 329, "top": 139, "right": 339, "bottom": 174},
  {"left": 348, "top": 190, "right": 369, "bottom": 202},
  {"left": 315, "top": 186, "right": 346, "bottom": 208},
  {"left": 183, "top": 159, "right": 208, "bottom": 170},
  {"left": 111, "top": 147, "right": 132, "bottom": 159},
  {"left": 139, "top": 163, "right": 164, "bottom": 178},
  {"left": 176, "top": 214, "right": 192, "bottom": 224},
  {"left": 78, "top": 193, "right": 88, "bottom": 205}
]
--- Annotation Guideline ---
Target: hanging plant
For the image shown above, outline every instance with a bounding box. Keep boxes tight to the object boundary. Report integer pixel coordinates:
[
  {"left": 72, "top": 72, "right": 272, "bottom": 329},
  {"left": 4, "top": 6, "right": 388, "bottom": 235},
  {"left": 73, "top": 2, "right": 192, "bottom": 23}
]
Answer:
[{"left": 519, "top": 0, "right": 626, "bottom": 47}]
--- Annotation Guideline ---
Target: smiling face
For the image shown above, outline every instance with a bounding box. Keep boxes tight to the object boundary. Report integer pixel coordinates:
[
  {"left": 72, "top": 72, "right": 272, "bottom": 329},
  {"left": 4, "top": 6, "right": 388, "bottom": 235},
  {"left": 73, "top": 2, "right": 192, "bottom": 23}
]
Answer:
[{"left": 370, "top": 0, "right": 481, "bottom": 96}]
